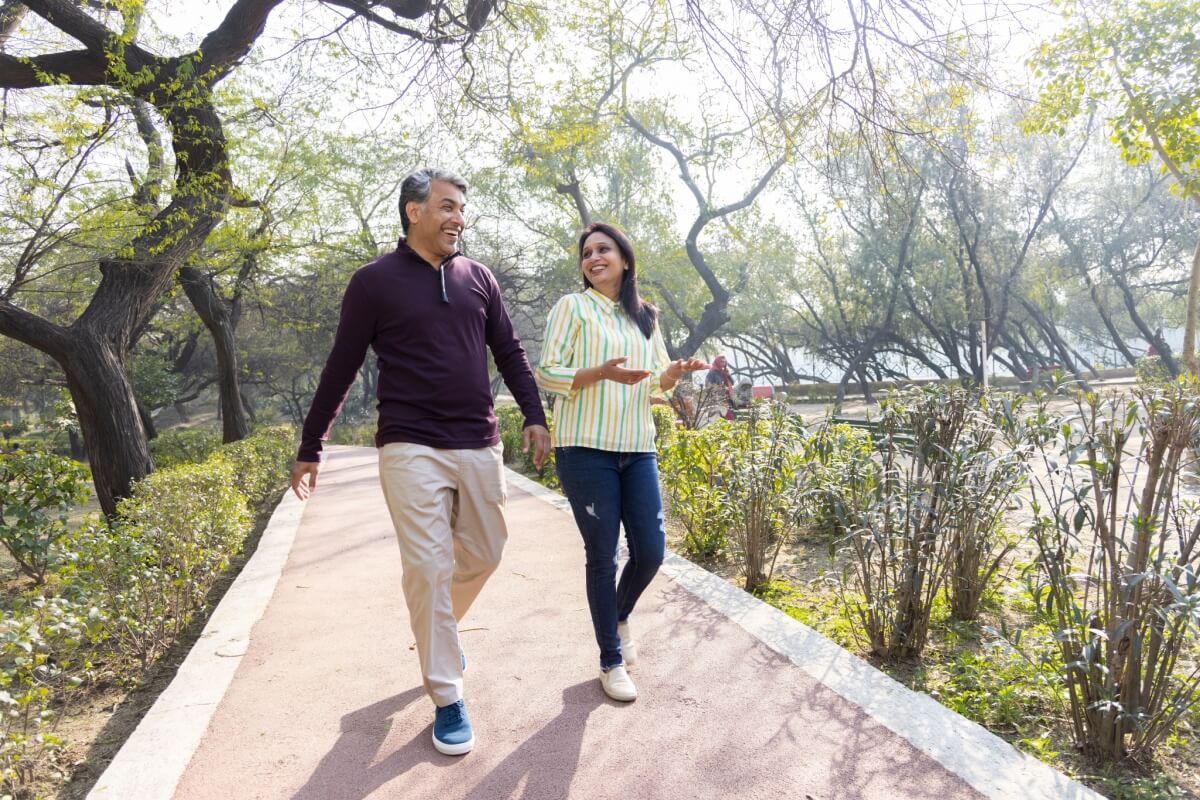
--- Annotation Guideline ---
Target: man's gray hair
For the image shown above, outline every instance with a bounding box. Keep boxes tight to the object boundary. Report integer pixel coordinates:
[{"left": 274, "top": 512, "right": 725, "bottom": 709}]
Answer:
[{"left": 398, "top": 168, "right": 469, "bottom": 234}]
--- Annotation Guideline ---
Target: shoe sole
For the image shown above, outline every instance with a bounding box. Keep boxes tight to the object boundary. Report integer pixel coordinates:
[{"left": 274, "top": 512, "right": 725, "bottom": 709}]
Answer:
[{"left": 433, "top": 730, "right": 474, "bottom": 756}]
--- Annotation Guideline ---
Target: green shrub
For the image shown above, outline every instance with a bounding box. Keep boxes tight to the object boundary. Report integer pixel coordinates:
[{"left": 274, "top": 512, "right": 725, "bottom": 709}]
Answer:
[
  {"left": 659, "top": 423, "right": 735, "bottom": 560},
  {"left": 219, "top": 425, "right": 296, "bottom": 507},
  {"left": 149, "top": 427, "right": 222, "bottom": 470},
  {"left": 651, "top": 404, "right": 677, "bottom": 454},
  {"left": 1001, "top": 379, "right": 1200, "bottom": 762},
  {"left": 98, "top": 458, "right": 250, "bottom": 670},
  {"left": 0, "top": 448, "right": 90, "bottom": 583},
  {"left": 1134, "top": 354, "right": 1172, "bottom": 387},
  {"left": 0, "top": 424, "right": 294, "bottom": 797},
  {"left": 326, "top": 423, "right": 376, "bottom": 448},
  {"left": 827, "top": 386, "right": 1008, "bottom": 659},
  {"left": 0, "top": 594, "right": 100, "bottom": 792},
  {"left": 720, "top": 403, "right": 807, "bottom": 592},
  {"left": 799, "top": 422, "right": 874, "bottom": 537},
  {"left": 496, "top": 405, "right": 558, "bottom": 490},
  {"left": 0, "top": 418, "right": 29, "bottom": 443}
]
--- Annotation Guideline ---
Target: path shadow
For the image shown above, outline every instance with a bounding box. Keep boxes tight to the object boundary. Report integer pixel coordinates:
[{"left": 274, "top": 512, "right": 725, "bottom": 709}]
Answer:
[
  {"left": 465, "top": 681, "right": 604, "bottom": 799},
  {"left": 292, "top": 686, "right": 436, "bottom": 800}
]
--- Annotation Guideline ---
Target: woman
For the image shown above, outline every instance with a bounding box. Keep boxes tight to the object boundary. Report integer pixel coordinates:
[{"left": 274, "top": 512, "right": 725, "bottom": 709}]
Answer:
[{"left": 536, "top": 222, "right": 707, "bottom": 702}]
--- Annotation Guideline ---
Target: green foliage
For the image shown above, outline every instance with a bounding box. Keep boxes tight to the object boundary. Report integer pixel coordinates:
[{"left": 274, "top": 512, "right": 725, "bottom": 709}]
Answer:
[
  {"left": 496, "top": 405, "right": 558, "bottom": 490},
  {"left": 722, "top": 403, "right": 807, "bottom": 592},
  {"left": 798, "top": 422, "right": 875, "bottom": 537},
  {"left": 1134, "top": 355, "right": 1171, "bottom": 388},
  {"left": 71, "top": 458, "right": 251, "bottom": 672},
  {"left": 651, "top": 403, "right": 677, "bottom": 454},
  {"left": 1091, "top": 770, "right": 1190, "bottom": 800},
  {"left": 0, "top": 418, "right": 28, "bottom": 443},
  {"left": 129, "top": 350, "right": 182, "bottom": 412},
  {"left": 825, "top": 387, "right": 1023, "bottom": 658},
  {"left": 756, "top": 579, "right": 859, "bottom": 649},
  {"left": 149, "top": 427, "right": 223, "bottom": 470},
  {"left": 999, "top": 379, "right": 1200, "bottom": 761},
  {"left": 1026, "top": 0, "right": 1200, "bottom": 200},
  {"left": 660, "top": 402, "right": 807, "bottom": 585},
  {"left": 0, "top": 594, "right": 101, "bottom": 792},
  {"left": 929, "top": 627, "right": 1065, "bottom": 736},
  {"left": 217, "top": 425, "right": 296, "bottom": 508},
  {"left": 659, "top": 423, "right": 735, "bottom": 560},
  {"left": 0, "top": 448, "right": 90, "bottom": 584},
  {"left": 0, "top": 425, "right": 293, "bottom": 795},
  {"left": 326, "top": 424, "right": 377, "bottom": 448}
]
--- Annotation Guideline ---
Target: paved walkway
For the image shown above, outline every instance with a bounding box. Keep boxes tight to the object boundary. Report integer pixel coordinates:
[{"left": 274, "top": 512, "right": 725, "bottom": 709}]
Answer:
[{"left": 88, "top": 447, "right": 1103, "bottom": 800}]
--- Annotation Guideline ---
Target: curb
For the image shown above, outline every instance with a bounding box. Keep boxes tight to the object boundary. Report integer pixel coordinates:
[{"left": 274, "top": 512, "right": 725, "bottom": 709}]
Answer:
[
  {"left": 504, "top": 469, "right": 1105, "bottom": 800},
  {"left": 86, "top": 488, "right": 306, "bottom": 800}
]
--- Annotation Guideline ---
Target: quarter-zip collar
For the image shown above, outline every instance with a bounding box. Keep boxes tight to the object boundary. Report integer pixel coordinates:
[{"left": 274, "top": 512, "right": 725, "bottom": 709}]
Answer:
[{"left": 398, "top": 237, "right": 460, "bottom": 303}]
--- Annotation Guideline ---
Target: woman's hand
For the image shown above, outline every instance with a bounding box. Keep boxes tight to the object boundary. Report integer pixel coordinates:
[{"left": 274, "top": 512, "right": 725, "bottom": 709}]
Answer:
[
  {"left": 661, "top": 357, "right": 710, "bottom": 390},
  {"left": 599, "top": 356, "right": 652, "bottom": 385}
]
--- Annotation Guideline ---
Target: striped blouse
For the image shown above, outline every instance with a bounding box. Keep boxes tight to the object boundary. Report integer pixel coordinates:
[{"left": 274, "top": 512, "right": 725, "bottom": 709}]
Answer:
[{"left": 536, "top": 288, "right": 671, "bottom": 453}]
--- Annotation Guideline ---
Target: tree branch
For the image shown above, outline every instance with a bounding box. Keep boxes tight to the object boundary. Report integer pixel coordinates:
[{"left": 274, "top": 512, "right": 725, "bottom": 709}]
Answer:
[
  {"left": 0, "top": 300, "right": 72, "bottom": 362},
  {"left": 198, "top": 0, "right": 287, "bottom": 77},
  {"left": 23, "top": 0, "right": 113, "bottom": 52},
  {"left": 0, "top": 50, "right": 107, "bottom": 88}
]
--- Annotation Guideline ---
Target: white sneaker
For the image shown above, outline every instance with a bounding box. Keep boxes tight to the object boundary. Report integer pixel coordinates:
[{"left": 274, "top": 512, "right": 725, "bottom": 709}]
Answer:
[
  {"left": 600, "top": 665, "right": 637, "bottom": 702},
  {"left": 617, "top": 621, "right": 638, "bottom": 666}
]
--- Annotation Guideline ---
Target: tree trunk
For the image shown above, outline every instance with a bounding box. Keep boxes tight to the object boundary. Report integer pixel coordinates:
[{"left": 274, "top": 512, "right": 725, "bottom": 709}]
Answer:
[
  {"left": 67, "top": 428, "right": 85, "bottom": 461},
  {"left": 61, "top": 336, "right": 154, "bottom": 517},
  {"left": 1184, "top": 235, "right": 1200, "bottom": 373},
  {"left": 136, "top": 394, "right": 158, "bottom": 440},
  {"left": 179, "top": 266, "right": 249, "bottom": 443}
]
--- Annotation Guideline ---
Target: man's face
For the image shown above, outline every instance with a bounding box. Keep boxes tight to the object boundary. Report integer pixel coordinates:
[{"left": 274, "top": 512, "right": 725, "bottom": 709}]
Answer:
[{"left": 407, "top": 180, "right": 467, "bottom": 259}]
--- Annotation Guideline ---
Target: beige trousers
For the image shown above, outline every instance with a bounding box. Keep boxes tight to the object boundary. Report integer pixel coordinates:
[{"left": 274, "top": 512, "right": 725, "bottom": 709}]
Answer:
[{"left": 377, "top": 442, "right": 508, "bottom": 707}]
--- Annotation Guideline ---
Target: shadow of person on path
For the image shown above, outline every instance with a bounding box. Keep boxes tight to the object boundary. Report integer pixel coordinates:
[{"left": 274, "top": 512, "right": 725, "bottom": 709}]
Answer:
[
  {"left": 465, "top": 681, "right": 605, "bottom": 800},
  {"left": 292, "top": 686, "right": 441, "bottom": 800}
]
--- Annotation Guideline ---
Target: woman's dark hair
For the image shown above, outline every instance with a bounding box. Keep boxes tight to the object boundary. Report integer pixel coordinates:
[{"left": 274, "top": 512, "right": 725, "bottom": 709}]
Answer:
[{"left": 578, "top": 222, "right": 658, "bottom": 339}]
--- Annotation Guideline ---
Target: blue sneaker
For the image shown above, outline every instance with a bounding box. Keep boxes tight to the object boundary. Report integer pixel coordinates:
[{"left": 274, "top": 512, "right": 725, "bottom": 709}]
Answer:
[{"left": 433, "top": 700, "right": 474, "bottom": 755}]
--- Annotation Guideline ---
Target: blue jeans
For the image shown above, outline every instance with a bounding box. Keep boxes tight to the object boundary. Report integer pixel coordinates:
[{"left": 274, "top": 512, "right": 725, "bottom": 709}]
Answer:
[{"left": 555, "top": 447, "right": 666, "bottom": 669}]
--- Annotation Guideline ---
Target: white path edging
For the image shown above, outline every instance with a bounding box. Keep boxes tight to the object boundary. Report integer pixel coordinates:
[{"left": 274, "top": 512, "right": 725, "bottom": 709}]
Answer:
[
  {"left": 505, "top": 469, "right": 1104, "bottom": 800},
  {"left": 87, "top": 489, "right": 306, "bottom": 800}
]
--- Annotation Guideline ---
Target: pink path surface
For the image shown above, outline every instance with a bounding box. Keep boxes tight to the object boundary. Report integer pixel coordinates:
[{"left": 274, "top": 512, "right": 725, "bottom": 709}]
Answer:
[{"left": 173, "top": 447, "right": 987, "bottom": 800}]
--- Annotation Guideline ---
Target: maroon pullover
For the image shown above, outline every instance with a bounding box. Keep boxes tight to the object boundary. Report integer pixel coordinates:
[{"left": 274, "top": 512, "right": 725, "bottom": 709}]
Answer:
[{"left": 297, "top": 240, "right": 546, "bottom": 462}]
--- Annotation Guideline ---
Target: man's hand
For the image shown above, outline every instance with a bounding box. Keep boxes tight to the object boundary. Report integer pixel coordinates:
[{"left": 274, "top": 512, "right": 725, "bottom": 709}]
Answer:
[
  {"left": 291, "top": 460, "right": 320, "bottom": 501},
  {"left": 522, "top": 424, "right": 552, "bottom": 469}
]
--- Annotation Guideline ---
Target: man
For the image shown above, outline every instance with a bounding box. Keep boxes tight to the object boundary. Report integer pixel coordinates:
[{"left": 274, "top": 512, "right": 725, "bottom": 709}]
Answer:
[{"left": 291, "top": 168, "right": 551, "bottom": 757}]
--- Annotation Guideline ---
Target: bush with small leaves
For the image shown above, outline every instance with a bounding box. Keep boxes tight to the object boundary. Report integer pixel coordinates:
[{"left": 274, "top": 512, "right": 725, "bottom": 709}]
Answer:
[
  {"left": 496, "top": 405, "right": 558, "bottom": 489},
  {"left": 659, "top": 422, "right": 736, "bottom": 560},
  {"left": 0, "top": 448, "right": 90, "bottom": 584},
  {"left": 149, "top": 428, "right": 223, "bottom": 470},
  {"left": 0, "top": 425, "right": 292, "bottom": 795}
]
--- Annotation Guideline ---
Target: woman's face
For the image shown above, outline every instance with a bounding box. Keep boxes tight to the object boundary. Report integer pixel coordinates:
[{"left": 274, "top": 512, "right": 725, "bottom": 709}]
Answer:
[{"left": 580, "top": 231, "right": 625, "bottom": 300}]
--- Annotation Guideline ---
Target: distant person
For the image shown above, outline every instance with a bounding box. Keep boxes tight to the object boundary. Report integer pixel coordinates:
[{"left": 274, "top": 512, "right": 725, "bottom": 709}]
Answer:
[
  {"left": 536, "top": 222, "right": 707, "bottom": 702},
  {"left": 671, "top": 371, "right": 698, "bottom": 424},
  {"left": 734, "top": 380, "right": 753, "bottom": 409},
  {"left": 290, "top": 168, "right": 550, "bottom": 756},
  {"left": 1147, "top": 328, "right": 1164, "bottom": 357},
  {"left": 706, "top": 354, "right": 735, "bottom": 419}
]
